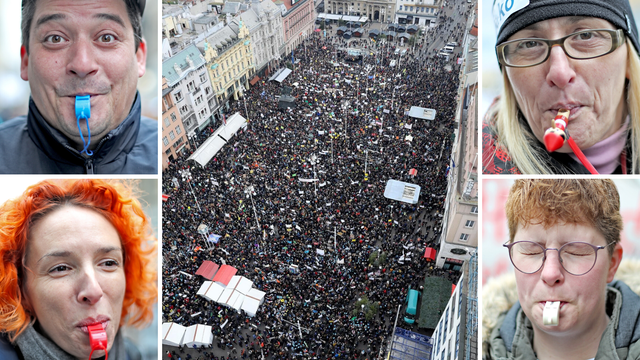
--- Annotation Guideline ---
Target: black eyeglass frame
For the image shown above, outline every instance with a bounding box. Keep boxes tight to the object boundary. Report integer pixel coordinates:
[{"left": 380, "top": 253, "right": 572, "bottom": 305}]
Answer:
[
  {"left": 503, "top": 240, "right": 615, "bottom": 276},
  {"left": 496, "top": 29, "right": 626, "bottom": 68}
]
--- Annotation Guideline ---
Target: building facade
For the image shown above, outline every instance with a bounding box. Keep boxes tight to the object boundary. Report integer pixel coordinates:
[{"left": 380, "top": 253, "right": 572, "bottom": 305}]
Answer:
[
  {"left": 431, "top": 256, "right": 478, "bottom": 360},
  {"left": 279, "top": 0, "right": 316, "bottom": 54},
  {"left": 239, "top": 0, "right": 285, "bottom": 77},
  {"left": 436, "top": 83, "right": 478, "bottom": 270},
  {"left": 436, "top": 6, "right": 478, "bottom": 270},
  {"left": 161, "top": 78, "right": 188, "bottom": 168},
  {"left": 162, "top": 44, "right": 218, "bottom": 138},
  {"left": 200, "top": 19, "right": 254, "bottom": 111},
  {"left": 394, "top": 0, "right": 440, "bottom": 26},
  {"left": 325, "top": 0, "right": 395, "bottom": 23}
]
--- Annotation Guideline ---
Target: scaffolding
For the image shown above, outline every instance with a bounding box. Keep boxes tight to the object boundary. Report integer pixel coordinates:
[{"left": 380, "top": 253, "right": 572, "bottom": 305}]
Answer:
[{"left": 464, "top": 253, "right": 478, "bottom": 359}]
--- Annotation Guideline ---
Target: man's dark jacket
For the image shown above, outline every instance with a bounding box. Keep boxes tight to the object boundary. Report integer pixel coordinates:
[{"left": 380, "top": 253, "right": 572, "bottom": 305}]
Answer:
[{"left": 0, "top": 92, "right": 157, "bottom": 174}]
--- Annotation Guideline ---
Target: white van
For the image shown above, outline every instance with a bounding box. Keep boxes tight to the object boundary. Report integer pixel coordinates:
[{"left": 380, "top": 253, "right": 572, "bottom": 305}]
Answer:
[{"left": 442, "top": 45, "right": 454, "bottom": 53}]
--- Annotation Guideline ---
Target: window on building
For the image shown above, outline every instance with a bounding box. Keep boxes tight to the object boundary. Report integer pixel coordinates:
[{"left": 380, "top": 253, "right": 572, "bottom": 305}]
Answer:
[
  {"left": 176, "top": 125, "right": 182, "bottom": 135},
  {"left": 205, "top": 87, "right": 211, "bottom": 96},
  {"left": 164, "top": 117, "right": 170, "bottom": 127},
  {"left": 471, "top": 206, "right": 478, "bottom": 214},
  {"left": 456, "top": 324, "right": 460, "bottom": 359},
  {"left": 464, "top": 220, "right": 475, "bottom": 228},
  {"left": 169, "top": 131, "right": 175, "bottom": 140},
  {"left": 200, "top": 73, "right": 207, "bottom": 83},
  {"left": 171, "top": 113, "right": 177, "bottom": 122},
  {"left": 165, "top": 148, "right": 172, "bottom": 156},
  {"left": 173, "top": 137, "right": 184, "bottom": 149},
  {"left": 163, "top": 137, "right": 169, "bottom": 146},
  {"left": 186, "top": 81, "right": 194, "bottom": 92},
  {"left": 174, "top": 91, "right": 183, "bottom": 102},
  {"left": 459, "top": 233, "right": 469, "bottom": 241}
]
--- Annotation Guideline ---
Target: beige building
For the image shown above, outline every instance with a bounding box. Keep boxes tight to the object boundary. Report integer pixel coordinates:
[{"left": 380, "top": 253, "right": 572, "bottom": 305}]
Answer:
[
  {"left": 436, "top": 8, "right": 478, "bottom": 270},
  {"left": 161, "top": 78, "right": 188, "bottom": 169},
  {"left": 325, "top": 0, "right": 395, "bottom": 23},
  {"left": 199, "top": 19, "right": 255, "bottom": 109}
]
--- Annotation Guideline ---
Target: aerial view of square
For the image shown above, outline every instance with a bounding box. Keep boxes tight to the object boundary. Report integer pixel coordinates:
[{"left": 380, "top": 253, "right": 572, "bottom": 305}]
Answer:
[{"left": 161, "top": 0, "right": 478, "bottom": 358}]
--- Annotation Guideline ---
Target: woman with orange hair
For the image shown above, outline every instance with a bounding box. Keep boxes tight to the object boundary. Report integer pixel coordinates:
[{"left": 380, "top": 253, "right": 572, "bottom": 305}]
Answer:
[{"left": 0, "top": 179, "right": 157, "bottom": 360}]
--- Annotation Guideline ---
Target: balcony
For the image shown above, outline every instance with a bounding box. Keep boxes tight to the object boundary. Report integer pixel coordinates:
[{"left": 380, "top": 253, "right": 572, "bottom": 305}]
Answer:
[{"left": 180, "top": 106, "right": 194, "bottom": 119}]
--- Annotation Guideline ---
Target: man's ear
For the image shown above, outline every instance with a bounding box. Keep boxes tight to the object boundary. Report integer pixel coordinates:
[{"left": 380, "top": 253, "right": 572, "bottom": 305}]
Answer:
[
  {"left": 20, "top": 46, "right": 29, "bottom": 81},
  {"left": 136, "top": 39, "right": 147, "bottom": 78},
  {"left": 606, "top": 242, "right": 623, "bottom": 283}
]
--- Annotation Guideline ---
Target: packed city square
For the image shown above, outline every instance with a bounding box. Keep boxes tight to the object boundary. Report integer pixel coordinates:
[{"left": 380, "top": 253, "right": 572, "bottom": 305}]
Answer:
[{"left": 162, "top": 2, "right": 474, "bottom": 359}]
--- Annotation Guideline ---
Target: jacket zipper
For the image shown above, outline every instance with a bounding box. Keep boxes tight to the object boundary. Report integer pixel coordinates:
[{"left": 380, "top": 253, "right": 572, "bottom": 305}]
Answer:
[{"left": 85, "top": 159, "right": 94, "bottom": 174}]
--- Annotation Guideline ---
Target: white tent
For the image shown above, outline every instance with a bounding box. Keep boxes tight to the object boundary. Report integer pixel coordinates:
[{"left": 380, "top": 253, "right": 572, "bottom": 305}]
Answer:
[
  {"left": 162, "top": 322, "right": 187, "bottom": 347},
  {"left": 196, "top": 281, "right": 212, "bottom": 298},
  {"left": 269, "top": 68, "right": 293, "bottom": 83},
  {"left": 408, "top": 106, "right": 437, "bottom": 120},
  {"left": 187, "top": 113, "right": 247, "bottom": 167},
  {"left": 219, "top": 287, "right": 245, "bottom": 312},
  {"left": 183, "top": 324, "right": 213, "bottom": 347},
  {"left": 230, "top": 291, "right": 246, "bottom": 311},
  {"left": 226, "top": 275, "right": 241, "bottom": 290},
  {"left": 197, "top": 280, "right": 225, "bottom": 302},
  {"left": 241, "top": 288, "right": 266, "bottom": 317},
  {"left": 236, "top": 276, "right": 254, "bottom": 295}
]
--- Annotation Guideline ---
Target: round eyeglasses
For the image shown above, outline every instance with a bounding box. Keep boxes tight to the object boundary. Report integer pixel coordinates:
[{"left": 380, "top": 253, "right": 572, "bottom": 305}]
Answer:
[
  {"left": 503, "top": 241, "right": 614, "bottom": 276},
  {"left": 496, "top": 29, "right": 626, "bottom": 68}
]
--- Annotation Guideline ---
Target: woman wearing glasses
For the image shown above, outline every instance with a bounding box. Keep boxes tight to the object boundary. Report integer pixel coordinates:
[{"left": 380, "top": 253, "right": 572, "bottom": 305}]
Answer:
[
  {"left": 483, "top": 0, "right": 640, "bottom": 174},
  {"left": 483, "top": 179, "right": 640, "bottom": 360}
]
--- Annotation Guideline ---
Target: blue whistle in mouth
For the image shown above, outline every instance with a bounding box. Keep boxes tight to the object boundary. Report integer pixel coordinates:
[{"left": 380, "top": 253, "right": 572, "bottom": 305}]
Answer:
[
  {"left": 75, "top": 95, "right": 93, "bottom": 156},
  {"left": 75, "top": 95, "right": 90, "bottom": 119}
]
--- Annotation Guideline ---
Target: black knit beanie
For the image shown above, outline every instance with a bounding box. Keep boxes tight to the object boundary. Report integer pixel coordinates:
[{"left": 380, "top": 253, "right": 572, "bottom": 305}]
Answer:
[{"left": 495, "top": 0, "right": 639, "bottom": 54}]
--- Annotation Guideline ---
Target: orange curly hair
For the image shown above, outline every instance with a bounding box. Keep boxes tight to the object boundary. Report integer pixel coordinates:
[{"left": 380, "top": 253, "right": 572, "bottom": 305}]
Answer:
[
  {"left": 0, "top": 179, "right": 157, "bottom": 341},
  {"left": 505, "top": 179, "right": 622, "bottom": 253}
]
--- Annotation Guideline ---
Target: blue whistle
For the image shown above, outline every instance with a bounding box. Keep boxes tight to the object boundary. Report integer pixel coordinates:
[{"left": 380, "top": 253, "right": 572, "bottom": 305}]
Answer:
[
  {"left": 75, "top": 95, "right": 92, "bottom": 155},
  {"left": 75, "top": 95, "right": 90, "bottom": 119}
]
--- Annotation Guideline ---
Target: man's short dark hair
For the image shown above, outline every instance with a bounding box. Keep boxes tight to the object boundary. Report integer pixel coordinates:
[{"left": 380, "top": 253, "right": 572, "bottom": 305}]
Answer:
[{"left": 21, "top": 0, "right": 143, "bottom": 54}]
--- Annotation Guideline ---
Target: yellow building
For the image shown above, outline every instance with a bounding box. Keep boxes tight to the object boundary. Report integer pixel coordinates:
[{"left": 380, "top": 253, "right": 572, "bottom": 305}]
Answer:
[{"left": 199, "top": 19, "right": 254, "bottom": 108}]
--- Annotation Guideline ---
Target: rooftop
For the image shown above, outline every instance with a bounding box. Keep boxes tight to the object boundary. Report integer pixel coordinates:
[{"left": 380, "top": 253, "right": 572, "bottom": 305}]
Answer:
[{"left": 162, "top": 44, "right": 207, "bottom": 86}]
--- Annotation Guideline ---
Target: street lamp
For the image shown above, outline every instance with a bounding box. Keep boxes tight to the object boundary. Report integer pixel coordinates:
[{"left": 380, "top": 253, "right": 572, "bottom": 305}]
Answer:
[
  {"left": 188, "top": 132, "right": 197, "bottom": 150},
  {"left": 239, "top": 87, "right": 249, "bottom": 120},
  {"left": 245, "top": 186, "right": 261, "bottom": 230},
  {"left": 309, "top": 154, "right": 319, "bottom": 211}
]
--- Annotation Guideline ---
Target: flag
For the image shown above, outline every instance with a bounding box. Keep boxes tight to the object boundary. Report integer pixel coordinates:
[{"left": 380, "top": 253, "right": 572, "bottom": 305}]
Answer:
[
  {"left": 208, "top": 234, "right": 222, "bottom": 243},
  {"left": 162, "top": 194, "right": 169, "bottom": 202}
]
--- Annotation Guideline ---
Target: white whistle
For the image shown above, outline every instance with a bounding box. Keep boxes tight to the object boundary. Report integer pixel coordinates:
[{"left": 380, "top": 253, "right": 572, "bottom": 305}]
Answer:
[{"left": 543, "top": 301, "right": 560, "bottom": 326}]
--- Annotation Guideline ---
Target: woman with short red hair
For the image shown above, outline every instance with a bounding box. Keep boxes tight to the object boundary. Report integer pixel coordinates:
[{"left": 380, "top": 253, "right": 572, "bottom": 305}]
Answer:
[{"left": 0, "top": 179, "right": 157, "bottom": 359}]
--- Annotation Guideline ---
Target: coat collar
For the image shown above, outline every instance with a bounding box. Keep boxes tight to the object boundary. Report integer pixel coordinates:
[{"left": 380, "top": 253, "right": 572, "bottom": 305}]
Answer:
[{"left": 26, "top": 92, "right": 142, "bottom": 167}]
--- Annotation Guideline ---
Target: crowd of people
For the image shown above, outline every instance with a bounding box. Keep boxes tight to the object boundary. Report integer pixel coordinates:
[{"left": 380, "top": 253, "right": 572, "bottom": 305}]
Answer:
[{"left": 162, "top": 2, "right": 473, "bottom": 358}]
